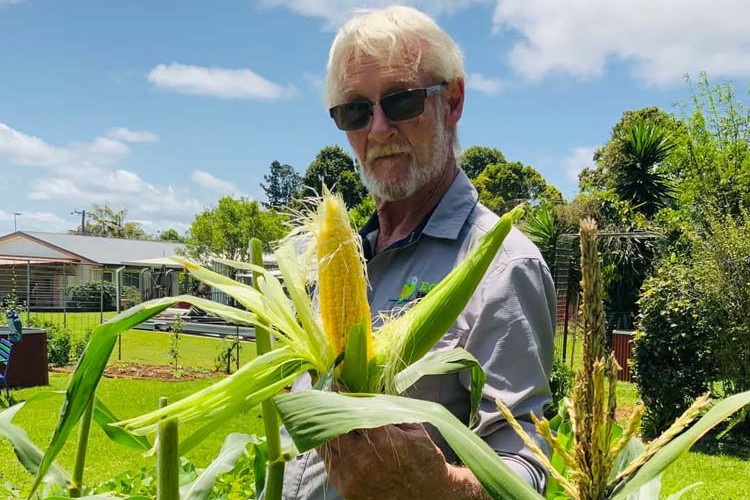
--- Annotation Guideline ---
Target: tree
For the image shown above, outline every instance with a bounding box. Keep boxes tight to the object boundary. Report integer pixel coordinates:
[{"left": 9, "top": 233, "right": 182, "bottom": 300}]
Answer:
[
  {"left": 302, "top": 145, "right": 366, "bottom": 208},
  {"left": 185, "top": 197, "right": 288, "bottom": 263},
  {"left": 614, "top": 119, "right": 677, "bottom": 218},
  {"left": 261, "top": 160, "right": 302, "bottom": 209},
  {"left": 349, "top": 196, "right": 375, "bottom": 231},
  {"left": 75, "top": 204, "right": 148, "bottom": 239},
  {"left": 458, "top": 146, "right": 506, "bottom": 179},
  {"left": 583, "top": 106, "right": 684, "bottom": 193},
  {"left": 472, "top": 161, "right": 554, "bottom": 214},
  {"left": 159, "top": 228, "right": 185, "bottom": 243}
]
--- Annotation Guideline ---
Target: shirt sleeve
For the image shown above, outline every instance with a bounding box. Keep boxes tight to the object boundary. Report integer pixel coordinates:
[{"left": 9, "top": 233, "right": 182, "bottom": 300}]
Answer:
[{"left": 458, "top": 255, "right": 556, "bottom": 474}]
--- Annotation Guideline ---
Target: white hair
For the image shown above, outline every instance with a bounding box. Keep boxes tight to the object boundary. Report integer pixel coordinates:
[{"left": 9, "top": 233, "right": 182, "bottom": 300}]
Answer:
[{"left": 325, "top": 6, "right": 465, "bottom": 108}]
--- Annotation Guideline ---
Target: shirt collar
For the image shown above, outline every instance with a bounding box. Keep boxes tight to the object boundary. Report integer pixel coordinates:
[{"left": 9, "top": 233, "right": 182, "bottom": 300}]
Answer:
[{"left": 359, "top": 169, "right": 478, "bottom": 259}]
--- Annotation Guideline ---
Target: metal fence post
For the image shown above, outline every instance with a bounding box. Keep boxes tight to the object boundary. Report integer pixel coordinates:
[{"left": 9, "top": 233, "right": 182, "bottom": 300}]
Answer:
[
  {"left": 63, "top": 263, "right": 67, "bottom": 329},
  {"left": 100, "top": 279, "right": 104, "bottom": 325},
  {"left": 26, "top": 260, "right": 30, "bottom": 324},
  {"left": 116, "top": 266, "right": 125, "bottom": 361}
]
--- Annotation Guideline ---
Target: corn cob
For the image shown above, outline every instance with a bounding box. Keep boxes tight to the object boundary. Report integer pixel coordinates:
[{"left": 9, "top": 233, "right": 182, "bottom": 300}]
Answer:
[{"left": 316, "top": 193, "right": 372, "bottom": 360}]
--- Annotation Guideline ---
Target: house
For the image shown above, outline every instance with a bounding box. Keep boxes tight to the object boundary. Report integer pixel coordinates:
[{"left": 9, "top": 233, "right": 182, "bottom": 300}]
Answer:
[{"left": 0, "top": 231, "right": 184, "bottom": 311}]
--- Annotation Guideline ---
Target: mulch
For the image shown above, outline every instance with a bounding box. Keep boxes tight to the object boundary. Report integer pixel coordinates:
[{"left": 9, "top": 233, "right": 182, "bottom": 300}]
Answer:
[{"left": 49, "top": 362, "right": 225, "bottom": 381}]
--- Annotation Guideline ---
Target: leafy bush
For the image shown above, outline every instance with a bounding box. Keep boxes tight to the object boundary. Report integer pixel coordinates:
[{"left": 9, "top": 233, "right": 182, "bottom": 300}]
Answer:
[
  {"left": 693, "top": 212, "right": 750, "bottom": 396},
  {"left": 546, "top": 356, "right": 574, "bottom": 418},
  {"left": 633, "top": 263, "right": 719, "bottom": 437},
  {"left": 71, "top": 329, "right": 92, "bottom": 363},
  {"left": 46, "top": 323, "right": 73, "bottom": 367},
  {"left": 65, "top": 281, "right": 117, "bottom": 311}
]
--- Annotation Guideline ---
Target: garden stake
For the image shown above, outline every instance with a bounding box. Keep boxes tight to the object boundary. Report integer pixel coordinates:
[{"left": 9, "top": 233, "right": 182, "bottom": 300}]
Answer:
[
  {"left": 251, "top": 237, "right": 285, "bottom": 500},
  {"left": 69, "top": 395, "right": 94, "bottom": 498},
  {"left": 157, "top": 396, "right": 179, "bottom": 500}
]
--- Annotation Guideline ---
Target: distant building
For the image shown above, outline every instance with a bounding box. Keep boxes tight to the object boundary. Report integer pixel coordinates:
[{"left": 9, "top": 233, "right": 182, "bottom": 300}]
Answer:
[{"left": 0, "top": 231, "right": 184, "bottom": 311}]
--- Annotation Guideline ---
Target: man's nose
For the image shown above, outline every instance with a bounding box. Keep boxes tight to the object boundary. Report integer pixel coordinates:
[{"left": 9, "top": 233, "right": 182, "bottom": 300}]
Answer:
[{"left": 368, "top": 103, "right": 397, "bottom": 140}]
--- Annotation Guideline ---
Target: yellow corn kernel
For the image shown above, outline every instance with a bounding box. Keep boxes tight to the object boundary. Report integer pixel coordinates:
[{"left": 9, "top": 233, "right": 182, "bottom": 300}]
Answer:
[{"left": 316, "top": 194, "right": 372, "bottom": 359}]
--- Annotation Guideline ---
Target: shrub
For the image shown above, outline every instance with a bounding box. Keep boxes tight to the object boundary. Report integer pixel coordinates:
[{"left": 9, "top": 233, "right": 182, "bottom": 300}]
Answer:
[
  {"left": 65, "top": 281, "right": 117, "bottom": 311},
  {"left": 47, "top": 323, "right": 73, "bottom": 367},
  {"left": 71, "top": 329, "right": 92, "bottom": 363},
  {"left": 632, "top": 263, "right": 719, "bottom": 437},
  {"left": 546, "top": 356, "right": 574, "bottom": 418},
  {"left": 693, "top": 212, "right": 750, "bottom": 396}
]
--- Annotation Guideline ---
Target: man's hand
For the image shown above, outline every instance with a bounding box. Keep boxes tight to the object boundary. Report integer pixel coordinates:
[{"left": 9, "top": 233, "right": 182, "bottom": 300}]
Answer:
[{"left": 319, "top": 423, "right": 490, "bottom": 500}]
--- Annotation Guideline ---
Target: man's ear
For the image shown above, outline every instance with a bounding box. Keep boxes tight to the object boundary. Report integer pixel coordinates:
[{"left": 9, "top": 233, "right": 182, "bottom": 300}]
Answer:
[{"left": 446, "top": 78, "right": 464, "bottom": 126}]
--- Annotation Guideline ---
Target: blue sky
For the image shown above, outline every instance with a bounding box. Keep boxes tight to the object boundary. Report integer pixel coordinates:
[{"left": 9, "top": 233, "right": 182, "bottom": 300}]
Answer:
[{"left": 2, "top": 0, "right": 749, "bottom": 235}]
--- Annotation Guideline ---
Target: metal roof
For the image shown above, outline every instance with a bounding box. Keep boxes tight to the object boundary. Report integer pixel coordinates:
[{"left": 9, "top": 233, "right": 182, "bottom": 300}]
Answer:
[{"left": 11, "top": 231, "right": 184, "bottom": 266}]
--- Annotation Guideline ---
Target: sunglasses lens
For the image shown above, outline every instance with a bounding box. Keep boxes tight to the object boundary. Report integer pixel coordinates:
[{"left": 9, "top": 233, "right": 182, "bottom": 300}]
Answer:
[
  {"left": 381, "top": 89, "right": 426, "bottom": 122},
  {"left": 330, "top": 101, "right": 372, "bottom": 131}
]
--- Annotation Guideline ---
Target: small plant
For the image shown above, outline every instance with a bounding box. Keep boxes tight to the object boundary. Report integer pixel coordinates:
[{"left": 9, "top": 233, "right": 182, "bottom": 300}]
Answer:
[
  {"left": 71, "top": 329, "right": 93, "bottom": 364},
  {"left": 168, "top": 315, "right": 182, "bottom": 373},
  {"left": 547, "top": 356, "right": 574, "bottom": 418},
  {"left": 47, "top": 324, "right": 72, "bottom": 367},
  {"left": 215, "top": 336, "right": 240, "bottom": 374}
]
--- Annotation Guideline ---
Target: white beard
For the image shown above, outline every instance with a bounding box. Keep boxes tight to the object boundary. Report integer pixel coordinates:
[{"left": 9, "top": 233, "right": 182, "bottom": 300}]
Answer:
[{"left": 360, "top": 119, "right": 451, "bottom": 202}]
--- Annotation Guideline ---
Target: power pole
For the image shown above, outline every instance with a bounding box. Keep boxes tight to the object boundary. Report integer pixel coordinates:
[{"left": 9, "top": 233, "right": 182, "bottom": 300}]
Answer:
[
  {"left": 12, "top": 212, "right": 22, "bottom": 231},
  {"left": 72, "top": 210, "right": 87, "bottom": 235}
]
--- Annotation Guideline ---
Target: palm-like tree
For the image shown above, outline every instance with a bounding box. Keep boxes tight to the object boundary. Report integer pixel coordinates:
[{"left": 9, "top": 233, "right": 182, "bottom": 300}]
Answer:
[{"left": 615, "top": 119, "right": 677, "bottom": 218}]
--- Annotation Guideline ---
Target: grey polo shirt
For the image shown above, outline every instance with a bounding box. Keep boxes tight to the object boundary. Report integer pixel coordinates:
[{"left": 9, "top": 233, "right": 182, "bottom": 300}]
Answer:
[{"left": 278, "top": 169, "right": 556, "bottom": 499}]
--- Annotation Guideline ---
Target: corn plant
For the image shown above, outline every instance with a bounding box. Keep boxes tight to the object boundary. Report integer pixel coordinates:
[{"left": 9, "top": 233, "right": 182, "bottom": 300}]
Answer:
[
  {"left": 273, "top": 218, "right": 750, "bottom": 500},
  {"left": 29, "top": 191, "right": 537, "bottom": 498},
  {"left": 492, "top": 219, "right": 750, "bottom": 499}
]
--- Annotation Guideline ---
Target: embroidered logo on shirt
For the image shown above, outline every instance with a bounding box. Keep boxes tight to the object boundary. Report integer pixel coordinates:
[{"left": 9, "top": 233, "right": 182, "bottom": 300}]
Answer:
[{"left": 394, "top": 276, "right": 438, "bottom": 306}]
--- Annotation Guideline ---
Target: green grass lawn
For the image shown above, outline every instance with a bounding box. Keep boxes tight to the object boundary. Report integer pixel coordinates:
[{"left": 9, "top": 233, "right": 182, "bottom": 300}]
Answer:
[
  {"left": 661, "top": 452, "right": 750, "bottom": 499},
  {"left": 114, "top": 329, "right": 255, "bottom": 371},
  {"left": 1, "top": 373, "right": 265, "bottom": 494},
  {"left": 0, "top": 325, "right": 261, "bottom": 495},
  {"left": 611, "top": 382, "right": 750, "bottom": 498}
]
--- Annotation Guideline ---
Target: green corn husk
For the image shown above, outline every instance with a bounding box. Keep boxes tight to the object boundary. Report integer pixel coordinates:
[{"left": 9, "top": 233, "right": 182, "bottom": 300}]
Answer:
[{"left": 374, "top": 205, "right": 523, "bottom": 393}]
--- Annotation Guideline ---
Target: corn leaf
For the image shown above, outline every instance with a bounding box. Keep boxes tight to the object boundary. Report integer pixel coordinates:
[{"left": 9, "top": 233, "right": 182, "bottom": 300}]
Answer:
[
  {"left": 0, "top": 399, "right": 70, "bottom": 489},
  {"left": 393, "top": 348, "right": 485, "bottom": 428},
  {"left": 274, "top": 242, "right": 329, "bottom": 364},
  {"left": 665, "top": 482, "right": 703, "bottom": 500},
  {"left": 116, "top": 346, "right": 311, "bottom": 436},
  {"left": 180, "top": 432, "right": 259, "bottom": 500},
  {"left": 611, "top": 389, "right": 750, "bottom": 499},
  {"left": 176, "top": 258, "right": 295, "bottom": 335},
  {"left": 273, "top": 390, "right": 544, "bottom": 500},
  {"left": 32, "top": 294, "right": 254, "bottom": 496},
  {"left": 92, "top": 398, "right": 151, "bottom": 452}
]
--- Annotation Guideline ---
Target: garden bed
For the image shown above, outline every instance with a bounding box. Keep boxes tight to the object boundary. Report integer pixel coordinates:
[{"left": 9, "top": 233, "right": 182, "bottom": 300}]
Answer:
[{"left": 49, "top": 362, "right": 219, "bottom": 381}]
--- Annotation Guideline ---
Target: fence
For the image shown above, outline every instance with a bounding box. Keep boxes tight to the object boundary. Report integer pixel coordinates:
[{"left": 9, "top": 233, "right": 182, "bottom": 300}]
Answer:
[{"left": 0, "top": 261, "right": 181, "bottom": 336}]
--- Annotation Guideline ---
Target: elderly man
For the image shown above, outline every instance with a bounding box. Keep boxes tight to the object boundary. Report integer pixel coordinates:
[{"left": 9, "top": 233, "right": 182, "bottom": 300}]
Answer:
[{"left": 280, "top": 6, "right": 556, "bottom": 499}]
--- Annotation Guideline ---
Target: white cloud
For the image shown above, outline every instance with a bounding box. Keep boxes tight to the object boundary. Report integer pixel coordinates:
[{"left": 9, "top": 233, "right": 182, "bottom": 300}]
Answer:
[
  {"left": 0, "top": 210, "right": 69, "bottom": 233},
  {"left": 493, "top": 0, "right": 750, "bottom": 86},
  {"left": 148, "top": 63, "right": 297, "bottom": 100},
  {"left": 107, "top": 127, "right": 159, "bottom": 143},
  {"left": 0, "top": 123, "right": 207, "bottom": 229},
  {"left": 564, "top": 146, "right": 597, "bottom": 182},
  {"left": 466, "top": 72, "right": 507, "bottom": 95},
  {"left": 191, "top": 170, "right": 247, "bottom": 198},
  {"left": 259, "top": 0, "right": 488, "bottom": 28},
  {"left": 0, "top": 0, "right": 25, "bottom": 6},
  {"left": 82, "top": 136, "right": 130, "bottom": 159},
  {"left": 0, "top": 123, "right": 72, "bottom": 166}
]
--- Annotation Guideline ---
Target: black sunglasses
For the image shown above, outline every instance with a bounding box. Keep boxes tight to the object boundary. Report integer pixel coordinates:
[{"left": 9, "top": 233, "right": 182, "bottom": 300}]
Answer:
[{"left": 329, "top": 81, "right": 448, "bottom": 131}]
